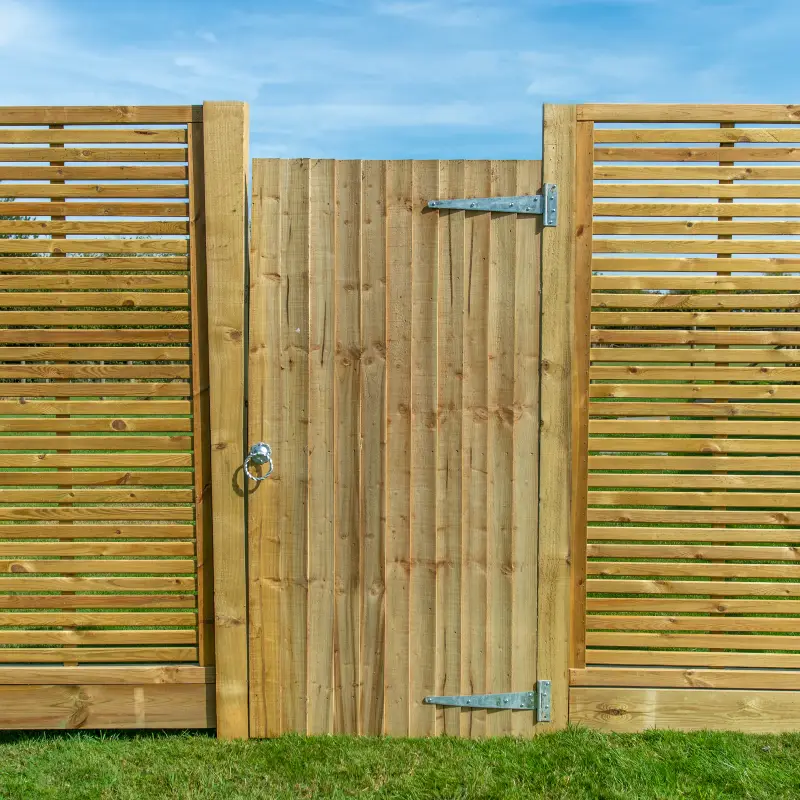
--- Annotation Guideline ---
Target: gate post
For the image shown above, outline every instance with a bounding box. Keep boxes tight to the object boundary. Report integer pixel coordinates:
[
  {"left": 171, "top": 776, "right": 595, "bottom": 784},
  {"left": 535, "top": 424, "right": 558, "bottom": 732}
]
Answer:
[
  {"left": 203, "top": 101, "right": 250, "bottom": 739},
  {"left": 538, "top": 104, "right": 578, "bottom": 729}
]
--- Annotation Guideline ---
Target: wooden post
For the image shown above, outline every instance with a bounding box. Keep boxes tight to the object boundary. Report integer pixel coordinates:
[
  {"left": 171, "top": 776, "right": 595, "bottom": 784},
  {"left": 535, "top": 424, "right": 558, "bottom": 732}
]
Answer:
[
  {"left": 203, "top": 101, "right": 250, "bottom": 739},
  {"left": 538, "top": 104, "right": 577, "bottom": 729}
]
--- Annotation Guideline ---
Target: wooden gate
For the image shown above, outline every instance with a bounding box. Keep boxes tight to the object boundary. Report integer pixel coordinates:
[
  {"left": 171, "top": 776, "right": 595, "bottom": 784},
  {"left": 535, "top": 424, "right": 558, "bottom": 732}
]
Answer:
[
  {"left": 560, "top": 104, "right": 800, "bottom": 732},
  {"left": 240, "top": 158, "right": 550, "bottom": 737},
  {"left": 0, "top": 103, "right": 243, "bottom": 730}
]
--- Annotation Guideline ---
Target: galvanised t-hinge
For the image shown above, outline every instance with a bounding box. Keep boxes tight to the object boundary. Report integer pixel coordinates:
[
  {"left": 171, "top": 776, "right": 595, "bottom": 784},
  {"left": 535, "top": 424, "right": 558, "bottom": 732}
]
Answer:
[
  {"left": 423, "top": 680, "right": 551, "bottom": 722},
  {"left": 428, "top": 184, "right": 557, "bottom": 226}
]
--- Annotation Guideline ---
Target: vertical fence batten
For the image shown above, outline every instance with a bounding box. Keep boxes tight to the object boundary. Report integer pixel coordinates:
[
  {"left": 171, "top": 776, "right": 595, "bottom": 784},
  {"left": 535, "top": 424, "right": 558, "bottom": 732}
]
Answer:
[{"left": 203, "top": 101, "right": 250, "bottom": 739}]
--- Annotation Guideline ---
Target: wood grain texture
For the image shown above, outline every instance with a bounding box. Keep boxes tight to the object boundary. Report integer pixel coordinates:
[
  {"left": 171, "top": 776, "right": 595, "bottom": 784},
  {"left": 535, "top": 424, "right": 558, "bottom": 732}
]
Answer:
[
  {"left": 570, "top": 687, "right": 800, "bottom": 733},
  {"left": 538, "top": 105, "right": 576, "bottom": 730},
  {"left": 203, "top": 100, "right": 249, "bottom": 739}
]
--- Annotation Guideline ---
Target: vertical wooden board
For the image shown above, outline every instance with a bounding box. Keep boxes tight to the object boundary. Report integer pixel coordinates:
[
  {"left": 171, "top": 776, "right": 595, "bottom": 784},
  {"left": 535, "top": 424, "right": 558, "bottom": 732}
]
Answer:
[
  {"left": 435, "top": 160, "right": 465, "bottom": 736},
  {"left": 570, "top": 124, "right": 593, "bottom": 672},
  {"left": 307, "top": 159, "right": 336, "bottom": 735},
  {"left": 334, "top": 160, "right": 362, "bottom": 734},
  {"left": 249, "top": 159, "right": 285, "bottom": 737},
  {"left": 409, "top": 160, "right": 439, "bottom": 737},
  {"left": 360, "top": 160, "right": 387, "bottom": 736},
  {"left": 384, "top": 160, "right": 413, "bottom": 736},
  {"left": 280, "top": 158, "right": 310, "bottom": 734},
  {"left": 188, "top": 122, "right": 214, "bottom": 667},
  {"left": 460, "top": 160, "right": 491, "bottom": 738},
  {"left": 486, "top": 161, "right": 517, "bottom": 736},
  {"left": 511, "top": 160, "right": 543, "bottom": 737},
  {"left": 203, "top": 101, "right": 249, "bottom": 739},
  {"left": 538, "top": 105, "right": 577, "bottom": 730}
]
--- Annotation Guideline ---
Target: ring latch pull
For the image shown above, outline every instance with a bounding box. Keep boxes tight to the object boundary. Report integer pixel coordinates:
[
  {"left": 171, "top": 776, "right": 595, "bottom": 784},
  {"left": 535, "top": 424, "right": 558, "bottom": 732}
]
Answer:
[{"left": 244, "top": 442, "right": 273, "bottom": 482}]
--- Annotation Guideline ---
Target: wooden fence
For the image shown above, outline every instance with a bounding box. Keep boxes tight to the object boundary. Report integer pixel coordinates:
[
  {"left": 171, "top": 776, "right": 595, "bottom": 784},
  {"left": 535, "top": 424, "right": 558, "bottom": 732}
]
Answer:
[{"left": 7, "top": 102, "right": 800, "bottom": 737}]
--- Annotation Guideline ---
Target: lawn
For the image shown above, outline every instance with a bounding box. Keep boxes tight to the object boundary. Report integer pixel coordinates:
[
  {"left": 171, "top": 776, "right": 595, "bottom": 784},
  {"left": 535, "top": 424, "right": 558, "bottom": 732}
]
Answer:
[{"left": 1, "top": 727, "right": 800, "bottom": 800}]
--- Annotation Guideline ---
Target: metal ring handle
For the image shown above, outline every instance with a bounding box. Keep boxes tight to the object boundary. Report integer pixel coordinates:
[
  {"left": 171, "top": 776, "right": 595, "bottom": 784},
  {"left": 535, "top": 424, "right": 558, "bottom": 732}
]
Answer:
[{"left": 244, "top": 442, "right": 274, "bottom": 482}]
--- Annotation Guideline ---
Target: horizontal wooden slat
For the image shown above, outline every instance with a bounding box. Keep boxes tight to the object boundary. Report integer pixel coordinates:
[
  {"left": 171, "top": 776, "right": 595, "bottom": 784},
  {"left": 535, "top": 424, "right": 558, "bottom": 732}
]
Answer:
[
  {"left": 589, "top": 455, "right": 800, "bottom": 472},
  {"left": 570, "top": 668, "right": 800, "bottom": 690},
  {"left": 590, "top": 384, "right": 800, "bottom": 400},
  {"left": 580, "top": 105, "right": 800, "bottom": 122},
  {"left": 595, "top": 240, "right": 800, "bottom": 255},
  {"left": 594, "top": 203, "right": 800, "bottom": 217},
  {"left": 0, "top": 312, "right": 188, "bottom": 325},
  {"left": 0, "top": 220, "right": 188, "bottom": 235},
  {"left": 594, "top": 184, "right": 800, "bottom": 199},
  {"left": 0, "top": 665, "right": 208, "bottom": 683},
  {"left": 588, "top": 543, "right": 800, "bottom": 560},
  {"left": 590, "top": 402, "right": 800, "bottom": 418},
  {"left": 0, "top": 329, "right": 189, "bottom": 343},
  {"left": 589, "top": 474, "right": 800, "bottom": 490},
  {"left": 0, "top": 240, "right": 188, "bottom": 254},
  {"left": 587, "top": 579, "right": 800, "bottom": 597},
  {"left": 587, "top": 598, "right": 800, "bottom": 614},
  {"left": 596, "top": 147, "right": 800, "bottom": 162},
  {"left": 0, "top": 647, "right": 197, "bottom": 663},
  {"left": 0, "top": 401, "right": 191, "bottom": 414},
  {"left": 0, "top": 508, "right": 194, "bottom": 520},
  {"left": 586, "top": 616, "right": 800, "bottom": 633},
  {"left": 0, "top": 560, "right": 194, "bottom": 574},
  {"left": 596, "top": 220, "right": 800, "bottom": 235},
  {"left": 590, "top": 366, "right": 800, "bottom": 381},
  {"left": 594, "top": 129, "right": 800, "bottom": 144},
  {"left": 0, "top": 129, "right": 188, "bottom": 144},
  {"left": 0, "top": 202, "right": 188, "bottom": 218},
  {"left": 0, "top": 630, "right": 195, "bottom": 645},
  {"left": 591, "top": 330, "right": 800, "bottom": 345},
  {"left": 0, "top": 293, "right": 188, "bottom": 308},
  {"left": 0, "top": 434, "right": 190, "bottom": 450},
  {"left": 0, "top": 472, "right": 193, "bottom": 486},
  {"left": 0, "top": 455, "right": 192, "bottom": 468},
  {"left": 0, "top": 167, "right": 186, "bottom": 181},
  {"left": 0, "top": 148, "right": 187, "bottom": 163},
  {"left": 0, "top": 420, "right": 191, "bottom": 434},
  {"left": 0, "top": 185, "right": 188, "bottom": 199},
  {"left": 591, "top": 350, "right": 800, "bottom": 364},
  {"left": 593, "top": 310, "right": 800, "bottom": 327},
  {"left": 0, "top": 524, "right": 193, "bottom": 538},
  {"left": 588, "top": 562, "right": 800, "bottom": 578},
  {"left": 593, "top": 293, "right": 800, "bottom": 309},
  {"left": 587, "top": 631, "right": 800, "bottom": 650},
  {"left": 589, "top": 490, "right": 800, "bottom": 508},
  {"left": 570, "top": 687, "right": 800, "bottom": 733},
  {"left": 589, "top": 439, "right": 800, "bottom": 455},
  {"left": 0, "top": 257, "right": 189, "bottom": 272},
  {"left": 0, "top": 385, "right": 191, "bottom": 399},
  {"left": 0, "top": 611, "right": 195, "bottom": 626},
  {"left": 0, "top": 543, "right": 193, "bottom": 557},
  {"left": 592, "top": 256, "right": 800, "bottom": 272},
  {"left": 0, "top": 106, "right": 199, "bottom": 124},
  {"left": 591, "top": 419, "right": 800, "bottom": 435},
  {"left": 0, "top": 595, "right": 195, "bottom": 609},
  {"left": 589, "top": 509, "right": 800, "bottom": 524},
  {"left": 0, "top": 366, "right": 190, "bottom": 379},
  {"left": 594, "top": 276, "right": 800, "bottom": 291},
  {"left": 0, "top": 278, "right": 188, "bottom": 293},
  {"left": 0, "top": 576, "right": 194, "bottom": 591},
  {"left": 0, "top": 488, "right": 192, "bottom": 502},
  {"left": 595, "top": 167, "right": 800, "bottom": 180},
  {"left": 586, "top": 650, "right": 800, "bottom": 668}
]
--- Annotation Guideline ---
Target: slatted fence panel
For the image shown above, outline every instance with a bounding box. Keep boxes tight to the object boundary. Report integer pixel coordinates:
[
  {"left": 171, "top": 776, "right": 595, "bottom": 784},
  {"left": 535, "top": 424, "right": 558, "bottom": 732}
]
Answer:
[
  {"left": 248, "top": 159, "right": 542, "bottom": 737},
  {"left": 0, "top": 107, "right": 210, "bottom": 686},
  {"left": 581, "top": 106, "right": 800, "bottom": 676}
]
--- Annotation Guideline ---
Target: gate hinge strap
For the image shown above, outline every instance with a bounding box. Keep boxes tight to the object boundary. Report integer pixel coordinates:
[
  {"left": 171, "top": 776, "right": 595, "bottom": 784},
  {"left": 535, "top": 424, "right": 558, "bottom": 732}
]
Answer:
[
  {"left": 423, "top": 680, "right": 551, "bottom": 722},
  {"left": 427, "top": 184, "right": 557, "bottom": 226}
]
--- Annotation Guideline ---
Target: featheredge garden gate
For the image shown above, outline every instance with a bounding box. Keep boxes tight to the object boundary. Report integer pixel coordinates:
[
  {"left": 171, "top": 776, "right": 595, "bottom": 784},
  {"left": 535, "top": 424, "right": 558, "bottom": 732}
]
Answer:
[{"left": 2, "top": 102, "right": 800, "bottom": 737}]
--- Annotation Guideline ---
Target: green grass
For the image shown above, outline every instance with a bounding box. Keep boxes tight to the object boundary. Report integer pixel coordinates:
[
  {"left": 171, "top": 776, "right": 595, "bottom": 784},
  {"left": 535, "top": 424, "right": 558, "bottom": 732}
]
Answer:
[{"left": 1, "top": 728, "right": 800, "bottom": 799}]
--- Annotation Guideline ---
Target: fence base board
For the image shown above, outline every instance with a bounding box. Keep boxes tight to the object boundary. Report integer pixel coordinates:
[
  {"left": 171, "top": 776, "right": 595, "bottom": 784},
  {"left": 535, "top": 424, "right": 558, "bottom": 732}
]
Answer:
[
  {"left": 0, "top": 683, "right": 214, "bottom": 729},
  {"left": 571, "top": 687, "right": 800, "bottom": 733}
]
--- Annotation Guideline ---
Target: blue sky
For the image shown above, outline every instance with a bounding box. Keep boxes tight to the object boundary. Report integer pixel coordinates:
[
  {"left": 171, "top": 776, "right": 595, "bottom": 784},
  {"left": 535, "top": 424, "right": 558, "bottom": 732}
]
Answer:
[{"left": 1, "top": 0, "right": 798, "bottom": 158}]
